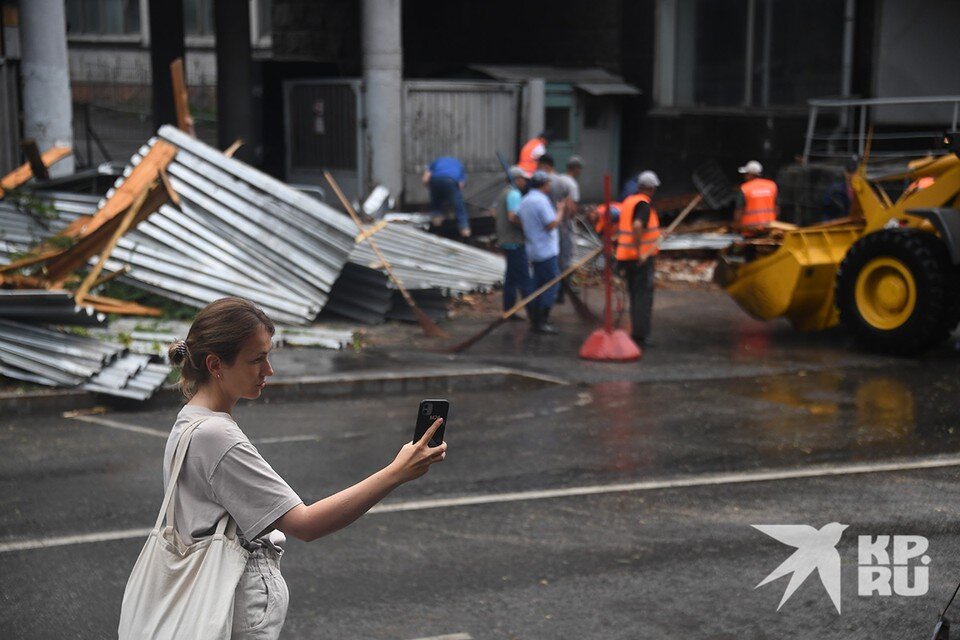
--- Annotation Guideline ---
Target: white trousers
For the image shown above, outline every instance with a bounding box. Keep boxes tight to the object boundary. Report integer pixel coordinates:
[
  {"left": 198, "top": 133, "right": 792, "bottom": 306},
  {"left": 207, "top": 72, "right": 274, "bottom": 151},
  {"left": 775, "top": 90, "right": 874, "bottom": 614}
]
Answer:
[{"left": 231, "top": 547, "right": 289, "bottom": 639}]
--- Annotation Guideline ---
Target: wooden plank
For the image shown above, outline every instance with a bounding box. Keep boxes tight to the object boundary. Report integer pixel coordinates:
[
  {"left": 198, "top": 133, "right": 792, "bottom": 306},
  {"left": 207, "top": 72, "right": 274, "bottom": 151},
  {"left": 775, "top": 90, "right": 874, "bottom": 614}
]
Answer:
[
  {"left": 45, "top": 181, "right": 171, "bottom": 287},
  {"left": 56, "top": 140, "right": 177, "bottom": 242},
  {"left": 91, "top": 265, "right": 130, "bottom": 288},
  {"left": 354, "top": 219, "right": 389, "bottom": 244},
  {"left": 83, "top": 295, "right": 163, "bottom": 317},
  {"left": 0, "top": 146, "right": 72, "bottom": 197},
  {"left": 170, "top": 58, "right": 195, "bottom": 137},
  {"left": 223, "top": 139, "right": 243, "bottom": 158},
  {"left": 26, "top": 140, "right": 177, "bottom": 286},
  {"left": 0, "top": 248, "right": 68, "bottom": 274},
  {"left": 74, "top": 184, "right": 152, "bottom": 304},
  {"left": 159, "top": 166, "right": 180, "bottom": 206}
]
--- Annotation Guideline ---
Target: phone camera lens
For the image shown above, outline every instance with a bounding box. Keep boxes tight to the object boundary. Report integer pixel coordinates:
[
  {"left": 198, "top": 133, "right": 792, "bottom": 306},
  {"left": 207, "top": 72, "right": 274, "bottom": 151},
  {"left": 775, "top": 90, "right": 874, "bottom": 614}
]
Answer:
[{"left": 422, "top": 403, "right": 432, "bottom": 415}]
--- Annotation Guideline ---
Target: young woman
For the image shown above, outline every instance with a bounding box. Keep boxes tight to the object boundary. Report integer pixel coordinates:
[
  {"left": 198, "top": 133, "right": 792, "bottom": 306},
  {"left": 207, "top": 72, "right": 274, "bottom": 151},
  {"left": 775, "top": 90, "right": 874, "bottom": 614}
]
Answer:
[{"left": 163, "top": 297, "right": 447, "bottom": 638}]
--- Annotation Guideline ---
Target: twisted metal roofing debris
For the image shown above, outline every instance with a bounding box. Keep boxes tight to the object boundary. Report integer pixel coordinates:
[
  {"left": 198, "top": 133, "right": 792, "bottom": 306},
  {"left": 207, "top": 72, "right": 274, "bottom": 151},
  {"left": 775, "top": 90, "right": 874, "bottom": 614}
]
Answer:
[
  {"left": 349, "top": 222, "right": 504, "bottom": 294},
  {"left": 0, "top": 319, "right": 170, "bottom": 399},
  {"left": 90, "top": 125, "right": 356, "bottom": 325},
  {"left": 0, "top": 290, "right": 107, "bottom": 326}
]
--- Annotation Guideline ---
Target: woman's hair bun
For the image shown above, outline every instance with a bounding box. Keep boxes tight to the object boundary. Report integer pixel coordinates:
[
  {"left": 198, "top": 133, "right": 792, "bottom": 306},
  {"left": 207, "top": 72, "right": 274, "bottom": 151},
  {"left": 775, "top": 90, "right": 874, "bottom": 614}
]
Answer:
[{"left": 168, "top": 339, "right": 190, "bottom": 367}]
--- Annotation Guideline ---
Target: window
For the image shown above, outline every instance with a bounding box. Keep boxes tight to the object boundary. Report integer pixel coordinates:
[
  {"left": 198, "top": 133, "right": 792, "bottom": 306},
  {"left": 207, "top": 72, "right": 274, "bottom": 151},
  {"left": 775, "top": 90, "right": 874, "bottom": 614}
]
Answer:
[
  {"left": 660, "top": 0, "right": 847, "bottom": 108},
  {"left": 65, "top": 0, "right": 140, "bottom": 35},
  {"left": 545, "top": 107, "right": 571, "bottom": 141},
  {"left": 185, "top": 0, "right": 273, "bottom": 43},
  {"left": 184, "top": 0, "right": 214, "bottom": 37},
  {"left": 257, "top": 0, "right": 273, "bottom": 41}
]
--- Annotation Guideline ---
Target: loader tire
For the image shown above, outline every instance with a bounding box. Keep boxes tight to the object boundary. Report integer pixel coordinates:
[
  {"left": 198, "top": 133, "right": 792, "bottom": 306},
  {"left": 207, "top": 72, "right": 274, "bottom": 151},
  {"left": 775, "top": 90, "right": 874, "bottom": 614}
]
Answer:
[
  {"left": 941, "top": 264, "right": 960, "bottom": 336},
  {"left": 836, "top": 229, "right": 949, "bottom": 355}
]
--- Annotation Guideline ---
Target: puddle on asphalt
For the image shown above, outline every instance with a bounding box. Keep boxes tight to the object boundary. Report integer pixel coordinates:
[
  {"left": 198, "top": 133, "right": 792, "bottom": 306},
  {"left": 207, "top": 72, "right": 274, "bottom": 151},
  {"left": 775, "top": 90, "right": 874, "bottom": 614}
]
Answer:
[{"left": 581, "top": 369, "right": 960, "bottom": 474}]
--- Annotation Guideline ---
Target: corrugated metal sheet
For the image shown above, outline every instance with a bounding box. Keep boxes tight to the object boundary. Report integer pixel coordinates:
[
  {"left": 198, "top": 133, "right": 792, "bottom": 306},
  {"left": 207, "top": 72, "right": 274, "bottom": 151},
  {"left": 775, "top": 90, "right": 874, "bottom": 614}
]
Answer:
[
  {"left": 349, "top": 222, "right": 505, "bottom": 294},
  {"left": 93, "top": 126, "right": 357, "bottom": 325},
  {"left": 0, "top": 290, "right": 107, "bottom": 326},
  {"left": 403, "top": 81, "right": 521, "bottom": 203},
  {"left": 0, "top": 318, "right": 170, "bottom": 399}
]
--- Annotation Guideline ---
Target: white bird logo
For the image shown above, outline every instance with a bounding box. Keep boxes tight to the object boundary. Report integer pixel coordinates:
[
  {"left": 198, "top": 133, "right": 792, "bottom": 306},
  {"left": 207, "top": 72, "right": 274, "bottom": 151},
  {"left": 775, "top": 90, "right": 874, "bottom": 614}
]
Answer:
[{"left": 753, "top": 522, "right": 849, "bottom": 614}]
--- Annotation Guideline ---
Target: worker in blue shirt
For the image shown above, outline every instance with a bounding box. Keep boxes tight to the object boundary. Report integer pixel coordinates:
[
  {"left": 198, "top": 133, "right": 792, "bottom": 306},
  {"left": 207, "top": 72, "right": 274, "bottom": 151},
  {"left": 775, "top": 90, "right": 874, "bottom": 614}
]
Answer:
[
  {"left": 517, "top": 171, "right": 565, "bottom": 334},
  {"left": 422, "top": 156, "right": 470, "bottom": 239},
  {"left": 495, "top": 166, "right": 533, "bottom": 315}
]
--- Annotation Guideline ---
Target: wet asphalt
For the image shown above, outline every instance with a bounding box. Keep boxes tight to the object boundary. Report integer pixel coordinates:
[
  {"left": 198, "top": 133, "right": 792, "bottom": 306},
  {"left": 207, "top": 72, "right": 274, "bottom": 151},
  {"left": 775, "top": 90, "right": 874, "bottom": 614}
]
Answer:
[{"left": 2, "top": 287, "right": 960, "bottom": 639}]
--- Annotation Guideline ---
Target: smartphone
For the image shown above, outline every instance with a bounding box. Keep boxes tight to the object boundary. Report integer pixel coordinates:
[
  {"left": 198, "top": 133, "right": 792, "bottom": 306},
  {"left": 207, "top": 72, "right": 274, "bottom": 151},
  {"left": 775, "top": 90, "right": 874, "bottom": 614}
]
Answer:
[{"left": 413, "top": 399, "right": 449, "bottom": 447}]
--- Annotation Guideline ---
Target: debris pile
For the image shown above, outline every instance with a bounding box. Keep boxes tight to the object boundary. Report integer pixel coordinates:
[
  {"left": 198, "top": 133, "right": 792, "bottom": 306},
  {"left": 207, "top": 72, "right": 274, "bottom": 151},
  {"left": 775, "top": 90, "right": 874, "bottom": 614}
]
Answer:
[
  {"left": 0, "top": 289, "right": 106, "bottom": 326},
  {"left": 0, "top": 125, "right": 509, "bottom": 397},
  {"left": 0, "top": 319, "right": 170, "bottom": 400}
]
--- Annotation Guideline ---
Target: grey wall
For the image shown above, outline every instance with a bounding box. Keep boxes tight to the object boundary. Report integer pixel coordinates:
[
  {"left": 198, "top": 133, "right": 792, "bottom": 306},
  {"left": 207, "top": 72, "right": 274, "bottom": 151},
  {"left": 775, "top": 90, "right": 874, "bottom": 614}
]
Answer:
[{"left": 873, "top": 0, "right": 960, "bottom": 124}]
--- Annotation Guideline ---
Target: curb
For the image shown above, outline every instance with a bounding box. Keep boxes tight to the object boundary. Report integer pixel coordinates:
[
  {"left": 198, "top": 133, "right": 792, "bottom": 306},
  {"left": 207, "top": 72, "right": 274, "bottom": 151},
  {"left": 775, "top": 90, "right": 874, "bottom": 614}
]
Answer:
[{"left": 0, "top": 366, "right": 568, "bottom": 417}]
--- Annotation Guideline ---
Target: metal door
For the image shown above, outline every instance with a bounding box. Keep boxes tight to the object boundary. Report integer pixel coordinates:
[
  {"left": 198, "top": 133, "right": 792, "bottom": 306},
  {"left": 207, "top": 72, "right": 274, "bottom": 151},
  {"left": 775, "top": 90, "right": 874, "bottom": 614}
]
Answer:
[
  {"left": 283, "top": 79, "right": 365, "bottom": 202},
  {"left": 544, "top": 83, "right": 578, "bottom": 171},
  {"left": 403, "top": 80, "right": 521, "bottom": 206}
]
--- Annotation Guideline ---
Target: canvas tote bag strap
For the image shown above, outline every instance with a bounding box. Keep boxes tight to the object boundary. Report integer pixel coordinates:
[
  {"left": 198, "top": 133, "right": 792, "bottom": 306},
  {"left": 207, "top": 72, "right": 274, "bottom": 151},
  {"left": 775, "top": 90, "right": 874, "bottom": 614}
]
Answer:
[
  {"left": 214, "top": 513, "right": 237, "bottom": 538},
  {"left": 153, "top": 417, "right": 208, "bottom": 531}
]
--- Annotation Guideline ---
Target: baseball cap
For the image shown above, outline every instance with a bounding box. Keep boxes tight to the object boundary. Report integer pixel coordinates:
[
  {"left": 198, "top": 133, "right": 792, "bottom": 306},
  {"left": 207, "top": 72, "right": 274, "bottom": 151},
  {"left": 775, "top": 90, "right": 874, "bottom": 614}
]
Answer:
[
  {"left": 566, "top": 155, "right": 584, "bottom": 169},
  {"left": 738, "top": 160, "right": 763, "bottom": 175},
  {"left": 508, "top": 165, "right": 532, "bottom": 180},
  {"left": 529, "top": 170, "right": 551, "bottom": 187},
  {"left": 637, "top": 170, "right": 661, "bottom": 188}
]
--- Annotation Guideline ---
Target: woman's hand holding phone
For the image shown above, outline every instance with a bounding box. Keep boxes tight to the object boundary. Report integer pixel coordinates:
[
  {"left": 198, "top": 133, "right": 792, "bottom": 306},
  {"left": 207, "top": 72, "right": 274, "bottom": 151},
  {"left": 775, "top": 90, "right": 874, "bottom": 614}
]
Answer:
[{"left": 388, "top": 417, "right": 447, "bottom": 484}]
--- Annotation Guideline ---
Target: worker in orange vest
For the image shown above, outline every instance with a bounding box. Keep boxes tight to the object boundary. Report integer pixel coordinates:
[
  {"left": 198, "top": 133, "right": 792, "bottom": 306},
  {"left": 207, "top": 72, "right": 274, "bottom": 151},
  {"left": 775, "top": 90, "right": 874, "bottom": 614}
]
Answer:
[
  {"left": 734, "top": 160, "right": 779, "bottom": 233},
  {"left": 616, "top": 171, "right": 661, "bottom": 346},
  {"left": 518, "top": 131, "right": 550, "bottom": 175},
  {"left": 591, "top": 201, "right": 621, "bottom": 237}
]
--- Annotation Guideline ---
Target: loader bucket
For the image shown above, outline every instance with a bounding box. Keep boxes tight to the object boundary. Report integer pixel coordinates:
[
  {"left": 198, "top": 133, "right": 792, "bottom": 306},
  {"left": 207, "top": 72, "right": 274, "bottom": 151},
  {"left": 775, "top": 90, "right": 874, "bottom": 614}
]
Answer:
[{"left": 715, "top": 226, "right": 863, "bottom": 331}]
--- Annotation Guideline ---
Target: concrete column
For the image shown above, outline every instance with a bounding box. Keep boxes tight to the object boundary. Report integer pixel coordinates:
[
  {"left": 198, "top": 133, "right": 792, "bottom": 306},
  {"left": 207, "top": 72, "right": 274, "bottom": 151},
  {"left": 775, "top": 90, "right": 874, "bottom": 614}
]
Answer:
[
  {"left": 524, "top": 79, "right": 545, "bottom": 140},
  {"left": 214, "top": 0, "right": 254, "bottom": 163},
  {"left": 148, "top": 0, "right": 185, "bottom": 130},
  {"left": 19, "top": 0, "right": 74, "bottom": 175},
  {"left": 362, "top": 0, "right": 403, "bottom": 197}
]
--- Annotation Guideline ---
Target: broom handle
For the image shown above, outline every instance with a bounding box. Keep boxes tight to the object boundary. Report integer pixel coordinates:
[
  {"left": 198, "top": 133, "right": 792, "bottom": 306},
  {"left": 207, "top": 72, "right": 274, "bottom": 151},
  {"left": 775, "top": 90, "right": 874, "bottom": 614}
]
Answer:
[
  {"left": 324, "top": 171, "right": 419, "bottom": 310},
  {"left": 663, "top": 194, "right": 703, "bottom": 236},
  {"left": 500, "top": 247, "right": 602, "bottom": 321}
]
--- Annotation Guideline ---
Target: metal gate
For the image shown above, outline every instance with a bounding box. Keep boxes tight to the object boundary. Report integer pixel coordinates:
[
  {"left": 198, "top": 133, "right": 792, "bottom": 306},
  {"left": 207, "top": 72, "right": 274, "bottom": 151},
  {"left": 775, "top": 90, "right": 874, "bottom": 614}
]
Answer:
[
  {"left": 283, "top": 79, "right": 365, "bottom": 202},
  {"left": 403, "top": 81, "right": 521, "bottom": 205},
  {"left": 284, "top": 79, "right": 521, "bottom": 206}
]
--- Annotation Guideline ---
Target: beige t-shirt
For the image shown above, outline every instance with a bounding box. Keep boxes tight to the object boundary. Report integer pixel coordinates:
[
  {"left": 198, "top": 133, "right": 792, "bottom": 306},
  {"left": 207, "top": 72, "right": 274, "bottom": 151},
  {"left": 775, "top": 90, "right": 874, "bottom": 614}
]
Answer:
[{"left": 163, "top": 405, "right": 302, "bottom": 550}]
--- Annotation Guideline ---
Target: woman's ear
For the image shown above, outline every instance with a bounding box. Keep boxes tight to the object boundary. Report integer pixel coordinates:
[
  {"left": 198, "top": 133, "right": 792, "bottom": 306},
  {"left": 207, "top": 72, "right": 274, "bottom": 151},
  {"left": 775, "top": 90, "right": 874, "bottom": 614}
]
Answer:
[{"left": 205, "top": 353, "right": 222, "bottom": 378}]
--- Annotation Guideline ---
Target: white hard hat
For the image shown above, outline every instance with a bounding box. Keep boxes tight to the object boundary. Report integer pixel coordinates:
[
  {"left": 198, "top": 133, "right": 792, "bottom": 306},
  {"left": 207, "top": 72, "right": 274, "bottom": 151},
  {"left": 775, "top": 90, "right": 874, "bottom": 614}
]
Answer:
[
  {"left": 637, "top": 170, "right": 661, "bottom": 188},
  {"left": 738, "top": 160, "right": 763, "bottom": 175}
]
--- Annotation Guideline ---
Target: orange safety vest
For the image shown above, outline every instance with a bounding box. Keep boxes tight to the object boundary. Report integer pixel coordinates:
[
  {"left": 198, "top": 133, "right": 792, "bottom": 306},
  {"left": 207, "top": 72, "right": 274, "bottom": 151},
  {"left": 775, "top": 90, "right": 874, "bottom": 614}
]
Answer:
[
  {"left": 739, "top": 178, "right": 778, "bottom": 229},
  {"left": 616, "top": 193, "right": 660, "bottom": 262},
  {"left": 518, "top": 137, "right": 546, "bottom": 174},
  {"left": 594, "top": 202, "right": 621, "bottom": 236}
]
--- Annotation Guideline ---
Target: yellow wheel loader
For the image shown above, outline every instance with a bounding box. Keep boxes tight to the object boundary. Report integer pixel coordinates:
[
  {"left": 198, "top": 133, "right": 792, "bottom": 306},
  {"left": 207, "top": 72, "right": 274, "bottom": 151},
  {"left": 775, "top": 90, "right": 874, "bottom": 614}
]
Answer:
[{"left": 715, "top": 131, "right": 960, "bottom": 355}]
